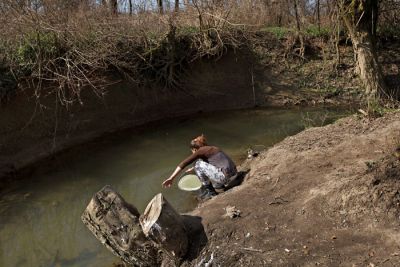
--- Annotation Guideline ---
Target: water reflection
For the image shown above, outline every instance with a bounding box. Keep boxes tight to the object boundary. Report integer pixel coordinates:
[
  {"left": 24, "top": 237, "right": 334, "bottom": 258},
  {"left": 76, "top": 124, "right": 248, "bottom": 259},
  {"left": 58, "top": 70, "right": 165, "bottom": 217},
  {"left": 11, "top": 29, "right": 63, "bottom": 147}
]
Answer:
[{"left": 0, "top": 108, "right": 348, "bottom": 267}]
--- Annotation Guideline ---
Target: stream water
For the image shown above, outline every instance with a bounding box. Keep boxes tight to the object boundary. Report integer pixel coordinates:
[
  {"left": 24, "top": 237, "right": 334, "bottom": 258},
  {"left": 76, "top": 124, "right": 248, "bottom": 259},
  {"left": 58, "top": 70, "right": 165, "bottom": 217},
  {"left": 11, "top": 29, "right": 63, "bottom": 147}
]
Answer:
[{"left": 0, "top": 107, "right": 348, "bottom": 267}]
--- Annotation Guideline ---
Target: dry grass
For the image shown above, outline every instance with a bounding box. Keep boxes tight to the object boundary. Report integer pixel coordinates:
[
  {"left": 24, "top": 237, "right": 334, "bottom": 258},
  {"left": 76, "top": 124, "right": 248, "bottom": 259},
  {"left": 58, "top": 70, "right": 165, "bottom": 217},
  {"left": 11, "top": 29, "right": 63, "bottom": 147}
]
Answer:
[
  {"left": 0, "top": 1, "right": 269, "bottom": 106},
  {"left": 0, "top": 0, "right": 399, "bottom": 106}
]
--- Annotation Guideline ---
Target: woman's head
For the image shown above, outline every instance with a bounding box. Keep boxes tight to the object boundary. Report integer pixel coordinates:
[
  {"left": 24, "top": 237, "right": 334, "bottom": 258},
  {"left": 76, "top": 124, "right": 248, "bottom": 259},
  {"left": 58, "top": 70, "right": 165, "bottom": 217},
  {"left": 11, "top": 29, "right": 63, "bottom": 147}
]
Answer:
[{"left": 190, "top": 134, "right": 207, "bottom": 151}]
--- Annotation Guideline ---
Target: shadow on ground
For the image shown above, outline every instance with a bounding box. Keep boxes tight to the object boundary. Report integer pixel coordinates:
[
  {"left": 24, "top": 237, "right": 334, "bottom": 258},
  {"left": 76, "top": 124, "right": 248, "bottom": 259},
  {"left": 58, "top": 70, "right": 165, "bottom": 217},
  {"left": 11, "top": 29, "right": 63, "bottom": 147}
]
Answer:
[{"left": 225, "top": 169, "right": 250, "bottom": 190}]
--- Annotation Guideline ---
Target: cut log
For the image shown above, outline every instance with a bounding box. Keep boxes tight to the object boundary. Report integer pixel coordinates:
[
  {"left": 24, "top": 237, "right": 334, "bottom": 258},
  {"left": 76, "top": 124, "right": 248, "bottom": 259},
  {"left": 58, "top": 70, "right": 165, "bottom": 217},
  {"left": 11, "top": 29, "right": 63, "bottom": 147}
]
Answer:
[
  {"left": 140, "top": 193, "right": 188, "bottom": 259},
  {"left": 81, "top": 185, "right": 159, "bottom": 266}
]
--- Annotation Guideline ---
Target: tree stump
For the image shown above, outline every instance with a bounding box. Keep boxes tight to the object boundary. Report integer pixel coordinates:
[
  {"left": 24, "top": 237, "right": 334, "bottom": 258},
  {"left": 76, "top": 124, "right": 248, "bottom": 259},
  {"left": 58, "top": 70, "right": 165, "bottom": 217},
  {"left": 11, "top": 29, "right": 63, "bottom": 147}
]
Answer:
[
  {"left": 140, "top": 193, "right": 188, "bottom": 259},
  {"left": 81, "top": 185, "right": 159, "bottom": 266}
]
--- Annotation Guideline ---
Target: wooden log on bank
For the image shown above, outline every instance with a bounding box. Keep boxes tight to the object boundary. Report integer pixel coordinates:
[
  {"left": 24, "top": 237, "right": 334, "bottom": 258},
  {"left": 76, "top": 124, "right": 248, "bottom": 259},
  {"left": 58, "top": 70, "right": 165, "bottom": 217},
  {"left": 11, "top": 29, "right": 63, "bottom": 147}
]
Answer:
[
  {"left": 140, "top": 193, "right": 188, "bottom": 259},
  {"left": 81, "top": 185, "right": 159, "bottom": 266}
]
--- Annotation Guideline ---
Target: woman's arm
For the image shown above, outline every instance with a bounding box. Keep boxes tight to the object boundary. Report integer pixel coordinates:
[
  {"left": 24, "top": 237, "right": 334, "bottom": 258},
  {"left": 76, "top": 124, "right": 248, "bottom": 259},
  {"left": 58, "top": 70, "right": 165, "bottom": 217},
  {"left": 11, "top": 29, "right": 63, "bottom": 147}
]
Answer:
[
  {"left": 185, "top": 166, "right": 195, "bottom": 173},
  {"left": 163, "top": 147, "right": 207, "bottom": 188},
  {"left": 162, "top": 166, "right": 182, "bottom": 188}
]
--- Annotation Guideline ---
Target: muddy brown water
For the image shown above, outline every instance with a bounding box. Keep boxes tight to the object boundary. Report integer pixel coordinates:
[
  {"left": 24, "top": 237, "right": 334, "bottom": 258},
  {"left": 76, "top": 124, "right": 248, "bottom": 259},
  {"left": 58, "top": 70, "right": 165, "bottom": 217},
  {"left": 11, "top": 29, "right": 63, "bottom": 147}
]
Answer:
[{"left": 0, "top": 107, "right": 349, "bottom": 267}]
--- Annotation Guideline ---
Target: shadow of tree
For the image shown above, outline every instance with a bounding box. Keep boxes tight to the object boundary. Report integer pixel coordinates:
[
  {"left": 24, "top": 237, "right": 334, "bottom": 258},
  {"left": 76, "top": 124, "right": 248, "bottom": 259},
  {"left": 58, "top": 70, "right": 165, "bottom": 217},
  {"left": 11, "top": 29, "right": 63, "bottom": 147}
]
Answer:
[
  {"left": 384, "top": 74, "right": 400, "bottom": 99},
  {"left": 181, "top": 215, "right": 208, "bottom": 261}
]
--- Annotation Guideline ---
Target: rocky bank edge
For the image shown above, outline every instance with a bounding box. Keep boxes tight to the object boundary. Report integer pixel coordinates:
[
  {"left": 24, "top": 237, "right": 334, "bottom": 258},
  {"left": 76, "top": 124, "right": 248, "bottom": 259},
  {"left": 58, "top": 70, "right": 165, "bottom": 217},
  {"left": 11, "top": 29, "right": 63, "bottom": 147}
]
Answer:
[{"left": 185, "top": 111, "right": 400, "bottom": 266}]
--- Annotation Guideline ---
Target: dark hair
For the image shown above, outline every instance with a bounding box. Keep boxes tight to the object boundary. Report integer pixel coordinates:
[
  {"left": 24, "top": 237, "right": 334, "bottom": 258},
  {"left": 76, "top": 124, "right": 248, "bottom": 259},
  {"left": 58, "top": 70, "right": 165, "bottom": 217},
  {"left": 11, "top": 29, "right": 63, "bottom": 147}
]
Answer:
[{"left": 190, "top": 134, "right": 207, "bottom": 149}]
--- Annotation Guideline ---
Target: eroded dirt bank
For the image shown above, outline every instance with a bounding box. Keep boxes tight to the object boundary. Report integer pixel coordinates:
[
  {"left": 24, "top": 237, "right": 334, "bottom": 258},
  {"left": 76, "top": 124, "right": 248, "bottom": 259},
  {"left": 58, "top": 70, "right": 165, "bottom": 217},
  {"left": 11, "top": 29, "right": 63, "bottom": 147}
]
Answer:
[
  {"left": 0, "top": 51, "right": 260, "bottom": 186},
  {"left": 187, "top": 111, "right": 400, "bottom": 266}
]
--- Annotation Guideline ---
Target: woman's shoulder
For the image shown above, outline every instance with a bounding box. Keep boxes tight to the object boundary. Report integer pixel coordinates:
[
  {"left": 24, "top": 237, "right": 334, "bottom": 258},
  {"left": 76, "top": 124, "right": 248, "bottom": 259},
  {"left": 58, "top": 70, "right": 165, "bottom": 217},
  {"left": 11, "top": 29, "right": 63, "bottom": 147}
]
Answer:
[
  {"left": 199, "top": 145, "right": 220, "bottom": 154},
  {"left": 200, "top": 145, "right": 219, "bottom": 149}
]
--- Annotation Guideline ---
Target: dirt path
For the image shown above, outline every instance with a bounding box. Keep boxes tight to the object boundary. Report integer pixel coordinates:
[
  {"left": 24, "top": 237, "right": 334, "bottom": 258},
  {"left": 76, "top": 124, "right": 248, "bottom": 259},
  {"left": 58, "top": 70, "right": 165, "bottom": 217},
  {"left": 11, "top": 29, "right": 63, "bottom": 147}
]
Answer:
[{"left": 187, "top": 111, "right": 400, "bottom": 266}]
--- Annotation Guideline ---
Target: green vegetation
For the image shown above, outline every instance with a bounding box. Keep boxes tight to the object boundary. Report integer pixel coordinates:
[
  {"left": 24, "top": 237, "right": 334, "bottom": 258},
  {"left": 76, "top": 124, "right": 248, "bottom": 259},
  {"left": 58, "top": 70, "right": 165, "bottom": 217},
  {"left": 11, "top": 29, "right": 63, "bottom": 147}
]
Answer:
[
  {"left": 304, "top": 26, "right": 330, "bottom": 38},
  {"left": 262, "top": 25, "right": 330, "bottom": 39},
  {"left": 377, "top": 26, "right": 400, "bottom": 40},
  {"left": 178, "top": 26, "right": 201, "bottom": 35},
  {"left": 261, "top": 27, "right": 291, "bottom": 39},
  {"left": 15, "top": 32, "right": 63, "bottom": 73},
  {"left": 17, "top": 32, "right": 60, "bottom": 62},
  {"left": 366, "top": 98, "right": 398, "bottom": 117}
]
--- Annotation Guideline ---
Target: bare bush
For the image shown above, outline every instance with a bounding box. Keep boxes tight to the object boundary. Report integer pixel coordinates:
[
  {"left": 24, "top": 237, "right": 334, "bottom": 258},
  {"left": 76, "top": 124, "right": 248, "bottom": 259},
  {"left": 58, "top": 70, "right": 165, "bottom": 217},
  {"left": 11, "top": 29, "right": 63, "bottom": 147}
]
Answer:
[{"left": 0, "top": 0, "right": 398, "bottom": 106}]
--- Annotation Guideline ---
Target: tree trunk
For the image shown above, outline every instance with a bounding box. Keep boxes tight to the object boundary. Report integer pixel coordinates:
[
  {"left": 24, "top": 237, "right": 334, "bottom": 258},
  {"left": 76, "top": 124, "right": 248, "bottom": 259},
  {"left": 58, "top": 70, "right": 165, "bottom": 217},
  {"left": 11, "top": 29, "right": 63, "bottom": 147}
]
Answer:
[
  {"left": 327, "top": 0, "right": 332, "bottom": 15},
  {"left": 274, "top": 0, "right": 283, "bottom": 26},
  {"left": 175, "top": 0, "right": 179, "bottom": 12},
  {"left": 129, "top": 0, "right": 133, "bottom": 15},
  {"left": 158, "top": 0, "right": 163, "bottom": 14},
  {"left": 140, "top": 193, "right": 189, "bottom": 259},
  {"left": 334, "top": 8, "right": 341, "bottom": 67},
  {"left": 342, "top": 0, "right": 386, "bottom": 99},
  {"left": 81, "top": 186, "right": 159, "bottom": 266},
  {"left": 110, "top": 0, "right": 117, "bottom": 15},
  {"left": 317, "top": 0, "right": 321, "bottom": 31},
  {"left": 372, "top": 0, "right": 379, "bottom": 41},
  {"left": 293, "top": 0, "right": 305, "bottom": 57}
]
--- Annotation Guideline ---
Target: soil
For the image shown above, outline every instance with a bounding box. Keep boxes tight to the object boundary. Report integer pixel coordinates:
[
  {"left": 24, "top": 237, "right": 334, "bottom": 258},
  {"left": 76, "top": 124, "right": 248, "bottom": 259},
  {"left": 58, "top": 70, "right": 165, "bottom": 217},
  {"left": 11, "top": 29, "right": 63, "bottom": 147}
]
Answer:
[
  {"left": 183, "top": 111, "right": 400, "bottom": 266},
  {"left": 2, "top": 34, "right": 400, "bottom": 266}
]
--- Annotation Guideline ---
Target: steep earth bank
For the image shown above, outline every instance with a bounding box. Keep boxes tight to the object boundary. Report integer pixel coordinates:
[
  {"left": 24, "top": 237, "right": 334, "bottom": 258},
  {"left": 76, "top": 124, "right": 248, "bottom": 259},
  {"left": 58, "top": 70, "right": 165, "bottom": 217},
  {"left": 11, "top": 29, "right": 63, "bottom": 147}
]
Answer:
[
  {"left": 0, "top": 43, "right": 362, "bottom": 189},
  {"left": 186, "top": 111, "right": 400, "bottom": 266},
  {"left": 0, "top": 51, "right": 258, "bottom": 186},
  {"left": 2, "top": 35, "right": 400, "bottom": 188}
]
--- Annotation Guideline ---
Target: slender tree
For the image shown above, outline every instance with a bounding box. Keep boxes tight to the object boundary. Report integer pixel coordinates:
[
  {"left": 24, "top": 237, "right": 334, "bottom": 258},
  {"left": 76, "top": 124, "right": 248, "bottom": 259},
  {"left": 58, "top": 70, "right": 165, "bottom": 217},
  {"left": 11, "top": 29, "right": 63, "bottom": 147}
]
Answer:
[
  {"left": 129, "top": 0, "right": 133, "bottom": 15},
  {"left": 293, "top": 0, "right": 305, "bottom": 57},
  {"left": 317, "top": 0, "right": 321, "bottom": 31},
  {"left": 341, "top": 0, "right": 386, "bottom": 100},
  {"left": 175, "top": 0, "right": 179, "bottom": 12},
  {"left": 110, "top": 0, "right": 117, "bottom": 14},
  {"left": 158, "top": 0, "right": 163, "bottom": 14}
]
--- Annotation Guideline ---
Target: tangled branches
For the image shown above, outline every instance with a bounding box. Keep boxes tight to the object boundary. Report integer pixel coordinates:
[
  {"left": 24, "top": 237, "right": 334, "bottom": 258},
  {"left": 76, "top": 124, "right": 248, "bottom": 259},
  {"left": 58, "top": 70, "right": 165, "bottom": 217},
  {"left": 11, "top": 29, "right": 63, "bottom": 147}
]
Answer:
[{"left": 0, "top": 1, "right": 252, "bottom": 106}]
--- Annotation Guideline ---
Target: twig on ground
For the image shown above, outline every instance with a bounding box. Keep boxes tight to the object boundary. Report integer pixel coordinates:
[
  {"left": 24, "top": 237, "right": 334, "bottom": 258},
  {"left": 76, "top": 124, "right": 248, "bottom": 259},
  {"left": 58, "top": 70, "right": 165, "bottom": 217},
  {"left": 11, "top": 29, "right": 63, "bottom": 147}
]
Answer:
[
  {"left": 268, "top": 196, "right": 288, "bottom": 205},
  {"left": 242, "top": 247, "right": 263, "bottom": 253}
]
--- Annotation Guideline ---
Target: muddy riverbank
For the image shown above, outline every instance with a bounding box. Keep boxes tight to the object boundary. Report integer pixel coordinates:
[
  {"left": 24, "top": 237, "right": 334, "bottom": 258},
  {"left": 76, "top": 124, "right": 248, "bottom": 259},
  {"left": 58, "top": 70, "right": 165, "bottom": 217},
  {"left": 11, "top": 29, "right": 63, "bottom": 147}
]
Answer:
[{"left": 184, "top": 111, "right": 400, "bottom": 266}]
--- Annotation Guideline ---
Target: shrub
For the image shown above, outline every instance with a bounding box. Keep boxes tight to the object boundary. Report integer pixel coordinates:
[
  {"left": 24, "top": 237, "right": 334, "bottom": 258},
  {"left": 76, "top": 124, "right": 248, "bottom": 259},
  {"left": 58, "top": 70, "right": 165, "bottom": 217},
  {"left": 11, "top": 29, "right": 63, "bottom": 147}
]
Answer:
[
  {"left": 304, "top": 25, "right": 330, "bottom": 38},
  {"left": 261, "top": 27, "right": 291, "bottom": 39},
  {"left": 377, "top": 26, "right": 400, "bottom": 40},
  {"left": 178, "top": 26, "right": 200, "bottom": 35},
  {"left": 16, "top": 32, "right": 62, "bottom": 64}
]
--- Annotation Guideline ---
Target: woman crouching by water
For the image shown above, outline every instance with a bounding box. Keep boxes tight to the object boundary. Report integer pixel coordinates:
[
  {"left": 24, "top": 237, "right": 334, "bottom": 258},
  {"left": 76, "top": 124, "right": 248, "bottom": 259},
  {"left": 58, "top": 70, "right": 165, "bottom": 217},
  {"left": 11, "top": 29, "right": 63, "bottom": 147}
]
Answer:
[{"left": 162, "top": 134, "right": 237, "bottom": 199}]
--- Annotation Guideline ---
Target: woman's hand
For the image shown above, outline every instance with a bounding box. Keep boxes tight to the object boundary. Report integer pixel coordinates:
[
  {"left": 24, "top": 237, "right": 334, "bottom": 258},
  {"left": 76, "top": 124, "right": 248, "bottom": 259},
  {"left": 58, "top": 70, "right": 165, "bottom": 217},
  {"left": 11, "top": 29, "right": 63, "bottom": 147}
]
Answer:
[
  {"left": 162, "top": 178, "right": 174, "bottom": 188},
  {"left": 162, "top": 166, "right": 182, "bottom": 188}
]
